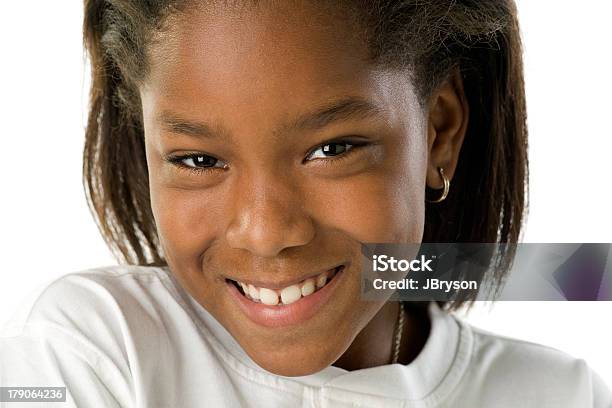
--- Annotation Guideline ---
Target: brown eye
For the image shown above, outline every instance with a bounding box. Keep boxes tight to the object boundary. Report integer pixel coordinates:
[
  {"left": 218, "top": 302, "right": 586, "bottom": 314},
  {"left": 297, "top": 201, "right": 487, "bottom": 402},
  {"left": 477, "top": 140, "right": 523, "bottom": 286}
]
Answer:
[
  {"left": 172, "top": 154, "right": 228, "bottom": 170},
  {"left": 307, "top": 142, "right": 353, "bottom": 160},
  {"left": 188, "top": 155, "right": 218, "bottom": 167}
]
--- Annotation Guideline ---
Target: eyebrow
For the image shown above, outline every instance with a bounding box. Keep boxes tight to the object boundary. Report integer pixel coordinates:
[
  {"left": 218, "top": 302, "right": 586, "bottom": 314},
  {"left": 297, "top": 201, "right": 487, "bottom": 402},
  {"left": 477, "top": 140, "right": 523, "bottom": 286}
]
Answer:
[
  {"left": 158, "top": 96, "right": 387, "bottom": 139},
  {"left": 160, "top": 113, "right": 225, "bottom": 139},
  {"left": 285, "top": 96, "right": 388, "bottom": 132}
]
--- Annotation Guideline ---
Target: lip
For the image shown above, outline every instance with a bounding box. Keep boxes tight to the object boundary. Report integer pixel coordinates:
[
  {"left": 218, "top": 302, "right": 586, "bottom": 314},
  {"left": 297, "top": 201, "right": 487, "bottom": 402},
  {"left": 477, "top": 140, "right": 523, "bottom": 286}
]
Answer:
[
  {"left": 224, "top": 263, "right": 345, "bottom": 290},
  {"left": 227, "top": 265, "right": 346, "bottom": 328}
]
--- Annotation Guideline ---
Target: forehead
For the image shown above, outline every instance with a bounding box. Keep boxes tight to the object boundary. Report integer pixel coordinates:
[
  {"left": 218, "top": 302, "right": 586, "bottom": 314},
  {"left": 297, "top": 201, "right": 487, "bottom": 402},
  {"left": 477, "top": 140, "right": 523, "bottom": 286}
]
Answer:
[{"left": 142, "top": 1, "right": 416, "bottom": 136}]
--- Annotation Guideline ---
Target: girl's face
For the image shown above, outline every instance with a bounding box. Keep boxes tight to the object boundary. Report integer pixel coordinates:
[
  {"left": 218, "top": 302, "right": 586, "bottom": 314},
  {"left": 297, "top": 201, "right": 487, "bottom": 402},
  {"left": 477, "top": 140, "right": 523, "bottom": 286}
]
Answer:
[{"left": 140, "top": 2, "right": 459, "bottom": 376}]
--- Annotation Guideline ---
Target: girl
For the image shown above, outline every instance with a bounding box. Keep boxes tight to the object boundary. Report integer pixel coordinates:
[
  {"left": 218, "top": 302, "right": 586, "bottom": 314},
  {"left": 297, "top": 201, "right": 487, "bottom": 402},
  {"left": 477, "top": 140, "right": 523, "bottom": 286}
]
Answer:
[{"left": 1, "top": 0, "right": 610, "bottom": 407}]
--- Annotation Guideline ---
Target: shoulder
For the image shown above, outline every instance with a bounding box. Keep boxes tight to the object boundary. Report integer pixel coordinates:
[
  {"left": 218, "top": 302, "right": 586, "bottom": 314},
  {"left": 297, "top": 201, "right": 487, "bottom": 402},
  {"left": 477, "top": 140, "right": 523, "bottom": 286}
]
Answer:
[
  {"left": 0, "top": 265, "right": 239, "bottom": 406},
  {"left": 455, "top": 321, "right": 612, "bottom": 407},
  {"left": 470, "top": 324, "right": 586, "bottom": 373},
  {"left": 3, "top": 265, "right": 174, "bottom": 333},
  {"left": 1, "top": 265, "right": 224, "bottom": 400},
  {"left": 1, "top": 265, "right": 200, "bottom": 358}
]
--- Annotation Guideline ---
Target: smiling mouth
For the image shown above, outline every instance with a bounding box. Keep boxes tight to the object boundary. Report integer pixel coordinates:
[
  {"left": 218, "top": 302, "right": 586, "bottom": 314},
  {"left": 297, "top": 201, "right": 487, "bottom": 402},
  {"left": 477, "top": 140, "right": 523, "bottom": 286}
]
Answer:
[{"left": 227, "top": 265, "right": 344, "bottom": 306}]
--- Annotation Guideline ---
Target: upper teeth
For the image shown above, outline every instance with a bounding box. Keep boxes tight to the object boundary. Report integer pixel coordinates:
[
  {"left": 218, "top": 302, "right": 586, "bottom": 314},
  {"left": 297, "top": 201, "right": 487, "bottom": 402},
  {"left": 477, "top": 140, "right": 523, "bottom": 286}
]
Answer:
[{"left": 237, "top": 268, "right": 338, "bottom": 306}]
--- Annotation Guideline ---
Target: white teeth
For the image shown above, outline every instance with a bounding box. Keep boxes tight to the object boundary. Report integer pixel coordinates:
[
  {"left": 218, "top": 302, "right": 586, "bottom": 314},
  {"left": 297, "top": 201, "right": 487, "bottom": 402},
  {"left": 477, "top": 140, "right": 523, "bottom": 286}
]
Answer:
[
  {"left": 316, "top": 271, "right": 328, "bottom": 289},
  {"left": 248, "top": 284, "right": 260, "bottom": 301},
  {"left": 237, "top": 266, "right": 341, "bottom": 305},
  {"left": 301, "top": 278, "right": 315, "bottom": 296},
  {"left": 280, "top": 285, "right": 302, "bottom": 305},
  {"left": 259, "top": 288, "right": 279, "bottom": 305}
]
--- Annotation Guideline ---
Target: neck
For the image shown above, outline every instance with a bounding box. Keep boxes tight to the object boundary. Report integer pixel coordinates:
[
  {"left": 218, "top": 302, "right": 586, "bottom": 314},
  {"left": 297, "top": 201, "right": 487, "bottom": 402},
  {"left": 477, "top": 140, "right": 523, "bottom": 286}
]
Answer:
[{"left": 333, "top": 302, "right": 431, "bottom": 371}]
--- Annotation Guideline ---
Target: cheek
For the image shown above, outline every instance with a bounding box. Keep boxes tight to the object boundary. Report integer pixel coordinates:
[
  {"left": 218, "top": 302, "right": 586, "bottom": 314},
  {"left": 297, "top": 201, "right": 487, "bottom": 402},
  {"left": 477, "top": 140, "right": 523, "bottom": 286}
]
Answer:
[
  {"left": 310, "top": 153, "right": 426, "bottom": 244},
  {"left": 146, "top": 150, "right": 227, "bottom": 272},
  {"left": 150, "top": 185, "right": 224, "bottom": 263}
]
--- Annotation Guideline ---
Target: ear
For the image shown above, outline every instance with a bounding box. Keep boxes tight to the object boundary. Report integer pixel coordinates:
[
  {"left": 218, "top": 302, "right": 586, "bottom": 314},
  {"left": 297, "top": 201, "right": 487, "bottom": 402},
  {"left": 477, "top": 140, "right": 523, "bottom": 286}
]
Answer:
[{"left": 426, "top": 69, "right": 469, "bottom": 190}]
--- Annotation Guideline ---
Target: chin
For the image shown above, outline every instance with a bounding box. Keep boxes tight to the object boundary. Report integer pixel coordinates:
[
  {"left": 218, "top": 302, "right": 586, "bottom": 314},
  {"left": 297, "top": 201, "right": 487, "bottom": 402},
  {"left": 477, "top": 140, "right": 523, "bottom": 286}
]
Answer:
[
  {"left": 243, "top": 339, "right": 344, "bottom": 377},
  {"left": 253, "top": 353, "right": 335, "bottom": 377}
]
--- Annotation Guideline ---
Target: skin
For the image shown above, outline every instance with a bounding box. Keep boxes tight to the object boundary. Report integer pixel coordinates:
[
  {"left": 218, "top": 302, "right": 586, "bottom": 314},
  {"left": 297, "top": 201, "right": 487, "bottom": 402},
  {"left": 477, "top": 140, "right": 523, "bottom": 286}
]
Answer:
[{"left": 140, "top": 1, "right": 468, "bottom": 376}]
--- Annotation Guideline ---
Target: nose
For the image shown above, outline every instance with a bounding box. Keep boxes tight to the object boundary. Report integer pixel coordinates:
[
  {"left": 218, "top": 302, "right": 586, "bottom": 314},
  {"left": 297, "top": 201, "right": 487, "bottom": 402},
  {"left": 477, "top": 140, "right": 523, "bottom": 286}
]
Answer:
[{"left": 225, "top": 172, "right": 316, "bottom": 258}]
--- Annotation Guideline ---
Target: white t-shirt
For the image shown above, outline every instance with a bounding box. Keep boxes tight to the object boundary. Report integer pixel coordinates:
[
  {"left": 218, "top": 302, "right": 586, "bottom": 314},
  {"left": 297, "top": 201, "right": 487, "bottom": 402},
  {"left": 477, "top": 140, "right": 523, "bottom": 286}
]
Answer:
[{"left": 1, "top": 265, "right": 610, "bottom": 408}]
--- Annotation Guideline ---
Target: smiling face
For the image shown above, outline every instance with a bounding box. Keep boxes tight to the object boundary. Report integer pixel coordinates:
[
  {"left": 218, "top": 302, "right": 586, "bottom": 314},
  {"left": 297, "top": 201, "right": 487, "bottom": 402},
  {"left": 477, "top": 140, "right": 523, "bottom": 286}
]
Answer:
[{"left": 140, "top": 2, "right": 430, "bottom": 376}]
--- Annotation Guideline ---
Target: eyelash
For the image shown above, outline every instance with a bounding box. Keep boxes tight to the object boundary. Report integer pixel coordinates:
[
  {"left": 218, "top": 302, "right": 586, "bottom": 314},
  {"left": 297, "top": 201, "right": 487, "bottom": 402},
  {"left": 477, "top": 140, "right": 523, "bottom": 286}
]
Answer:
[
  {"left": 166, "top": 154, "right": 225, "bottom": 175},
  {"left": 304, "top": 140, "right": 366, "bottom": 165},
  {"left": 166, "top": 140, "right": 367, "bottom": 175}
]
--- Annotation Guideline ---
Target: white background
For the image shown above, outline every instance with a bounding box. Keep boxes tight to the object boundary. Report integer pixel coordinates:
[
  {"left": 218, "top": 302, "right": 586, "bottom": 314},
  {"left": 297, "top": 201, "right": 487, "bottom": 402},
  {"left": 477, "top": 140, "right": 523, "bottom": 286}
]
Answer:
[{"left": 1, "top": 1, "right": 611, "bottom": 387}]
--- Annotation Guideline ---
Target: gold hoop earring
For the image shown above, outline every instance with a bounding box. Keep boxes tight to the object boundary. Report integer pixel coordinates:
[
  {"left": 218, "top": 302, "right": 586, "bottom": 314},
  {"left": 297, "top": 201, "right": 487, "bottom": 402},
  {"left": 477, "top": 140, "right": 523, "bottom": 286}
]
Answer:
[{"left": 427, "top": 167, "right": 450, "bottom": 203}]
